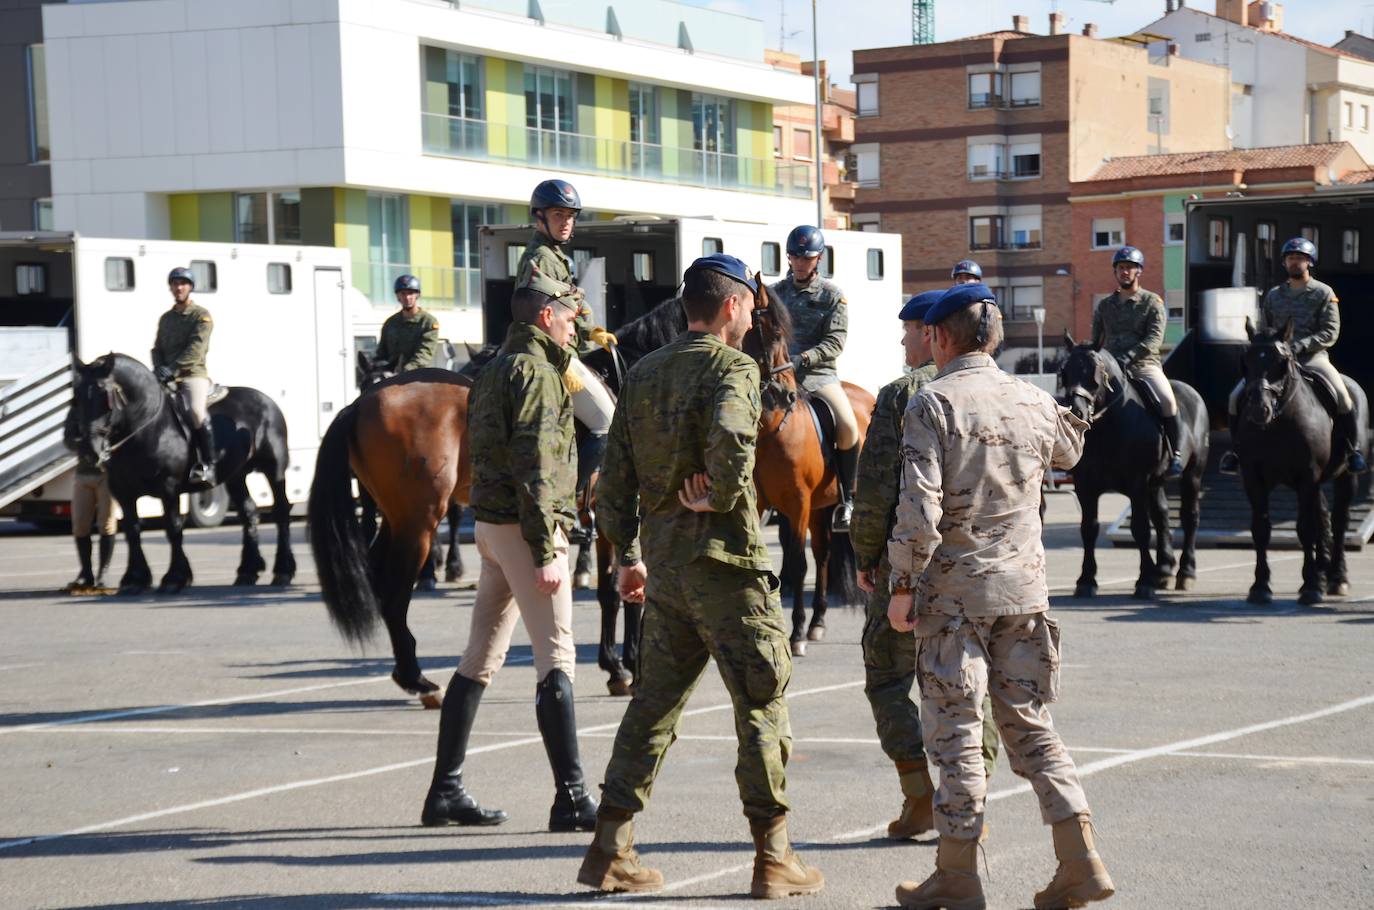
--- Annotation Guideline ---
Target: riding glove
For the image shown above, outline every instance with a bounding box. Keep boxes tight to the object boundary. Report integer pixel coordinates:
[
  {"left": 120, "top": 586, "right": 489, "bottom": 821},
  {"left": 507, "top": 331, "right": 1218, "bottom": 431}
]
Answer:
[{"left": 154, "top": 365, "right": 175, "bottom": 383}]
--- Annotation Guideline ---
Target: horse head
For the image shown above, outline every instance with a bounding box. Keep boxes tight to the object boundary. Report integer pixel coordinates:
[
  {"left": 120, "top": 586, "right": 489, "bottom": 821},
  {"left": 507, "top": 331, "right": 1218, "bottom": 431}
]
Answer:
[
  {"left": 1058, "top": 333, "right": 1120, "bottom": 424},
  {"left": 745, "top": 276, "right": 798, "bottom": 419},
  {"left": 70, "top": 354, "right": 123, "bottom": 465},
  {"left": 355, "top": 349, "right": 392, "bottom": 389},
  {"left": 1239, "top": 317, "right": 1297, "bottom": 428}
]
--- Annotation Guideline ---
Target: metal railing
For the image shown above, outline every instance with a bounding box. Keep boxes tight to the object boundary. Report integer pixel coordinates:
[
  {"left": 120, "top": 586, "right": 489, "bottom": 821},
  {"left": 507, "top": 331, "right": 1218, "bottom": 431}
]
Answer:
[
  {"left": 354, "top": 261, "right": 480, "bottom": 309},
  {"left": 0, "top": 357, "right": 76, "bottom": 510},
  {"left": 422, "top": 113, "right": 814, "bottom": 198}
]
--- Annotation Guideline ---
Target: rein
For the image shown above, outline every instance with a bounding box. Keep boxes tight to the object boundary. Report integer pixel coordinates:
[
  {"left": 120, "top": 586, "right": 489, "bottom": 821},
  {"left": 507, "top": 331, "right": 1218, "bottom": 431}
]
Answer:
[{"left": 96, "top": 380, "right": 165, "bottom": 464}]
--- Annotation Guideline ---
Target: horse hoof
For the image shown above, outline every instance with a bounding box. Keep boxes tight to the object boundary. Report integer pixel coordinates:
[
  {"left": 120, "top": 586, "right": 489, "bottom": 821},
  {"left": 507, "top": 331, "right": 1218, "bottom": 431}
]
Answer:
[
  {"left": 414, "top": 578, "right": 437, "bottom": 593},
  {"left": 1175, "top": 575, "right": 1195, "bottom": 592},
  {"left": 419, "top": 692, "right": 442, "bottom": 710},
  {"left": 807, "top": 626, "right": 825, "bottom": 642},
  {"left": 607, "top": 676, "right": 634, "bottom": 697},
  {"left": 790, "top": 640, "right": 807, "bottom": 657},
  {"left": 1073, "top": 584, "right": 1097, "bottom": 599},
  {"left": 573, "top": 572, "right": 593, "bottom": 590},
  {"left": 1132, "top": 584, "right": 1156, "bottom": 601},
  {"left": 445, "top": 569, "right": 462, "bottom": 583},
  {"left": 1327, "top": 580, "right": 1350, "bottom": 597},
  {"left": 270, "top": 573, "right": 293, "bottom": 587},
  {"left": 1247, "top": 589, "right": 1272, "bottom": 605},
  {"left": 233, "top": 573, "right": 258, "bottom": 586},
  {"left": 158, "top": 581, "right": 187, "bottom": 595},
  {"left": 1297, "top": 589, "right": 1323, "bottom": 606},
  {"left": 118, "top": 584, "right": 146, "bottom": 597}
]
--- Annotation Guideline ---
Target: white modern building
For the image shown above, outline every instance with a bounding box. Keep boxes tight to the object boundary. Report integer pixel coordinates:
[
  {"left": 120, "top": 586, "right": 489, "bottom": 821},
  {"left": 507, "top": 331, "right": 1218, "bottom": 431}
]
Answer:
[
  {"left": 1141, "top": 1, "right": 1374, "bottom": 162},
  {"left": 41, "top": 0, "right": 817, "bottom": 307}
]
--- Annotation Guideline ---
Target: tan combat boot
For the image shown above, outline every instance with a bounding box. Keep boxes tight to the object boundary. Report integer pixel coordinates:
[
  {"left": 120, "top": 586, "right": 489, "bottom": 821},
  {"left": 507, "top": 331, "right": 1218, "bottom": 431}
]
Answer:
[
  {"left": 888, "top": 760, "right": 935, "bottom": 840},
  {"left": 749, "top": 814, "right": 825, "bottom": 900},
  {"left": 576, "top": 807, "right": 664, "bottom": 893},
  {"left": 1033, "top": 814, "right": 1115, "bottom": 909},
  {"left": 895, "top": 835, "right": 985, "bottom": 910}
]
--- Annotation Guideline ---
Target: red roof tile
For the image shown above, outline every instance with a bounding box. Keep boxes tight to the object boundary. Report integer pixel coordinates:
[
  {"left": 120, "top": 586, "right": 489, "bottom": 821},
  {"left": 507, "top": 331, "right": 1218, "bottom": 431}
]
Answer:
[
  {"left": 1341, "top": 168, "right": 1374, "bottom": 185},
  {"left": 1086, "top": 143, "right": 1353, "bottom": 181}
]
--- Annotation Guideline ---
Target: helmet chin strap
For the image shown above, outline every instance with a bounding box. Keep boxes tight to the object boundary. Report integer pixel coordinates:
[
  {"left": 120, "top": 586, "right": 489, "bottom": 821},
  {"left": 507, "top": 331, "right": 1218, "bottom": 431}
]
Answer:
[{"left": 975, "top": 301, "right": 990, "bottom": 347}]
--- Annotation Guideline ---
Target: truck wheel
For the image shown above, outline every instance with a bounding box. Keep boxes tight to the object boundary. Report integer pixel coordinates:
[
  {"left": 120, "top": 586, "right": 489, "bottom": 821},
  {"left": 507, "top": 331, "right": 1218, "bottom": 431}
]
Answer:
[{"left": 186, "top": 485, "right": 230, "bottom": 528}]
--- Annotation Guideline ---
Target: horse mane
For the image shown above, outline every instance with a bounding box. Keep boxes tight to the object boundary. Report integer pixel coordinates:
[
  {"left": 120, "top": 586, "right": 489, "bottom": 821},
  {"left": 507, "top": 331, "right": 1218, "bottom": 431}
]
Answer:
[
  {"left": 756, "top": 285, "right": 795, "bottom": 370},
  {"left": 614, "top": 296, "right": 687, "bottom": 359}
]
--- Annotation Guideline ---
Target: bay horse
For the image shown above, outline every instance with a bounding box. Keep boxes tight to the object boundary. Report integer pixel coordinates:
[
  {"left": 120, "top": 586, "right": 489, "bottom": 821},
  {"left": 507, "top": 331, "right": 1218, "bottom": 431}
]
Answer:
[
  {"left": 1058, "top": 336, "right": 1208, "bottom": 600},
  {"left": 69, "top": 354, "right": 295, "bottom": 595},
  {"left": 1234, "top": 319, "right": 1369, "bottom": 605},
  {"left": 743, "top": 280, "right": 868, "bottom": 655}
]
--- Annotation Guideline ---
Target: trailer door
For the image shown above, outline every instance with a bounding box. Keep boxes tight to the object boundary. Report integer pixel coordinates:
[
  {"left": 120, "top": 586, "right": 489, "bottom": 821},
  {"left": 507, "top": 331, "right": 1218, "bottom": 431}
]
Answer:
[{"left": 313, "top": 267, "right": 348, "bottom": 438}]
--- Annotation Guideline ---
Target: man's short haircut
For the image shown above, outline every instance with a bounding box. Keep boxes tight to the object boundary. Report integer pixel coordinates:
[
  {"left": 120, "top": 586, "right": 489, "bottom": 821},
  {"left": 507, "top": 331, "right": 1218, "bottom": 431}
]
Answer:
[
  {"left": 511, "top": 287, "right": 555, "bottom": 323},
  {"left": 682, "top": 268, "right": 740, "bottom": 324},
  {"left": 939, "top": 301, "right": 1004, "bottom": 354}
]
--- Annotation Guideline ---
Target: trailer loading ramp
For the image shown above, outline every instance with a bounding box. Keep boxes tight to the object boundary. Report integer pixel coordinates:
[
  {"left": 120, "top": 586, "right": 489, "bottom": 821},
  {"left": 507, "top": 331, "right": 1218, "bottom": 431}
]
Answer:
[{"left": 0, "top": 357, "right": 76, "bottom": 511}]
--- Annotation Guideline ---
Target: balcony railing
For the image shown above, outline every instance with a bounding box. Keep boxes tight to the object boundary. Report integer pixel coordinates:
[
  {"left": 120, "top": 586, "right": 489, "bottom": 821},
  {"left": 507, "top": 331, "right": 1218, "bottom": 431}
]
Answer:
[
  {"left": 422, "top": 113, "right": 813, "bottom": 198},
  {"left": 354, "top": 260, "right": 480, "bottom": 309}
]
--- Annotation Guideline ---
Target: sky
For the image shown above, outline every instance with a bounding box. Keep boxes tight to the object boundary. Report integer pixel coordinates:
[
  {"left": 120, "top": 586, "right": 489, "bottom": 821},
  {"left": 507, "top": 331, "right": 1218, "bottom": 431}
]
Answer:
[{"left": 676, "top": 0, "right": 1368, "bottom": 84}]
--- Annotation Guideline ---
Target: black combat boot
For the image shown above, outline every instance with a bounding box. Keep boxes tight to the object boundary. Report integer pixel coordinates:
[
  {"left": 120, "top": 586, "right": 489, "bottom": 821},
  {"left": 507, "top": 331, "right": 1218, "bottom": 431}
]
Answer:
[
  {"left": 831, "top": 445, "right": 858, "bottom": 532},
  {"left": 189, "top": 421, "right": 217, "bottom": 489},
  {"left": 535, "top": 669, "right": 598, "bottom": 832},
  {"left": 65, "top": 536, "right": 94, "bottom": 593},
  {"left": 1337, "top": 410, "right": 1369, "bottom": 474},
  {"left": 421, "top": 673, "right": 509, "bottom": 827},
  {"left": 94, "top": 534, "right": 116, "bottom": 589},
  {"left": 1162, "top": 414, "right": 1184, "bottom": 478}
]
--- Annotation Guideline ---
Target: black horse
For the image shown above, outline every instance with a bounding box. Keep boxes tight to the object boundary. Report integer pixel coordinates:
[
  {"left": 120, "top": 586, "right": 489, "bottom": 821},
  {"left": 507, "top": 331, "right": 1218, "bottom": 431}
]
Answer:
[
  {"left": 70, "top": 354, "right": 295, "bottom": 594},
  {"left": 1059, "top": 337, "right": 1209, "bottom": 599},
  {"left": 1234, "top": 320, "right": 1369, "bottom": 605}
]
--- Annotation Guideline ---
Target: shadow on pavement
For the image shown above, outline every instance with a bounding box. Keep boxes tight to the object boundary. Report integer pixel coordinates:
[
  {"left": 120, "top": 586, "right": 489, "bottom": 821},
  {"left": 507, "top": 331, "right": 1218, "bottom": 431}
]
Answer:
[
  {"left": 0, "top": 698, "right": 410, "bottom": 729},
  {"left": 1049, "top": 592, "right": 1374, "bottom": 623}
]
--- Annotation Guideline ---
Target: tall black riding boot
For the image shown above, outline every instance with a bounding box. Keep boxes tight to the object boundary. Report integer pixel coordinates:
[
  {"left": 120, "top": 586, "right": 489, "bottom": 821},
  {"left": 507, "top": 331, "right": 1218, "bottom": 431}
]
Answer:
[
  {"left": 421, "top": 673, "right": 509, "bottom": 827},
  {"left": 189, "top": 421, "right": 217, "bottom": 489},
  {"left": 830, "top": 445, "right": 859, "bottom": 532},
  {"left": 1163, "top": 414, "right": 1184, "bottom": 477},
  {"left": 65, "top": 536, "right": 94, "bottom": 592},
  {"left": 1337, "top": 410, "right": 1369, "bottom": 474},
  {"left": 94, "top": 533, "right": 116, "bottom": 589},
  {"left": 536, "top": 669, "right": 598, "bottom": 832}
]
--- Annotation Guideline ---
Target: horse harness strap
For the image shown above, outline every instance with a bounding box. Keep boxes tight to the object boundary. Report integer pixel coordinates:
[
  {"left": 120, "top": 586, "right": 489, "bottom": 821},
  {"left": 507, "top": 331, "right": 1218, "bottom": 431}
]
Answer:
[{"left": 100, "top": 381, "right": 165, "bottom": 461}]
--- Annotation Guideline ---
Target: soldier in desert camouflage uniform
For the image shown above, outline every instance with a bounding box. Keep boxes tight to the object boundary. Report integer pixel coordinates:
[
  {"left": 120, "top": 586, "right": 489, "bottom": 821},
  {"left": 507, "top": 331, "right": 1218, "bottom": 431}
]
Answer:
[
  {"left": 577, "top": 254, "right": 824, "bottom": 901},
  {"left": 851, "top": 290, "right": 1000, "bottom": 843},
  {"left": 886, "top": 283, "right": 1114, "bottom": 910}
]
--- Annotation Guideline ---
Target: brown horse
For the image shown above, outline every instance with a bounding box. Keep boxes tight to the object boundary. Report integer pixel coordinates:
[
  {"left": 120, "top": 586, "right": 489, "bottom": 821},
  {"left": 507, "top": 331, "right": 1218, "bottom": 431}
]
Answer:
[
  {"left": 746, "top": 277, "right": 872, "bottom": 655},
  {"left": 309, "top": 369, "right": 473, "bottom": 708}
]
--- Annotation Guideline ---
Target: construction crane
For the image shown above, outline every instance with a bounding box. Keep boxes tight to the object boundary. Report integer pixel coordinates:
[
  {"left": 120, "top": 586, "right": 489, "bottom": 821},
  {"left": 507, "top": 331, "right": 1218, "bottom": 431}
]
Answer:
[{"left": 912, "top": 0, "right": 933, "bottom": 44}]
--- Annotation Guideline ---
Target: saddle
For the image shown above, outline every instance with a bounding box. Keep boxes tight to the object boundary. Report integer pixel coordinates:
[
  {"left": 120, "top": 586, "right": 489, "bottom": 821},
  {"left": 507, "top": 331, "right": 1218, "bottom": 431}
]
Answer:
[
  {"left": 806, "top": 393, "right": 837, "bottom": 469},
  {"left": 1296, "top": 365, "right": 1342, "bottom": 416},
  {"left": 166, "top": 383, "right": 227, "bottom": 437},
  {"left": 1127, "top": 376, "right": 1166, "bottom": 420}
]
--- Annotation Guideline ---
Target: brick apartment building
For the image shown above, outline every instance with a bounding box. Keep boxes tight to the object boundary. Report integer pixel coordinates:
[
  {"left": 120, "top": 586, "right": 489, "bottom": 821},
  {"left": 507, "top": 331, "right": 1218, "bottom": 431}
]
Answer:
[
  {"left": 767, "top": 52, "right": 858, "bottom": 230},
  {"left": 1069, "top": 142, "right": 1371, "bottom": 342},
  {"left": 850, "top": 12, "right": 1230, "bottom": 359}
]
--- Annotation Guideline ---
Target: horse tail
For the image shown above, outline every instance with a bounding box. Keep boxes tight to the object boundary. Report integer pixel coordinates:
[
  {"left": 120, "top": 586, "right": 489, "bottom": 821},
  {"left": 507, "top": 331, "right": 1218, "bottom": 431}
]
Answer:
[
  {"left": 825, "top": 516, "right": 863, "bottom": 608},
  {"left": 308, "top": 403, "right": 379, "bottom": 643}
]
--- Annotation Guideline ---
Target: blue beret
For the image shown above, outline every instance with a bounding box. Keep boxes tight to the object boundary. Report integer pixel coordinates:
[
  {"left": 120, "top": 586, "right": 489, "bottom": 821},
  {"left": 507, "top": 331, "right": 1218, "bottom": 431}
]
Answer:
[
  {"left": 685, "top": 253, "right": 759, "bottom": 294},
  {"left": 924, "top": 282, "right": 997, "bottom": 327},
  {"left": 898, "top": 289, "right": 943, "bottom": 322}
]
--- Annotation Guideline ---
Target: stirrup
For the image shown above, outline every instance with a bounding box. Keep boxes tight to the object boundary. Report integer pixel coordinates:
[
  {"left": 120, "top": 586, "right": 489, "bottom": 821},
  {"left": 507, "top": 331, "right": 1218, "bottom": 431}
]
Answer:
[
  {"left": 1348, "top": 450, "right": 1369, "bottom": 475},
  {"left": 1166, "top": 454, "right": 1183, "bottom": 478},
  {"left": 1218, "top": 451, "right": 1240, "bottom": 476}
]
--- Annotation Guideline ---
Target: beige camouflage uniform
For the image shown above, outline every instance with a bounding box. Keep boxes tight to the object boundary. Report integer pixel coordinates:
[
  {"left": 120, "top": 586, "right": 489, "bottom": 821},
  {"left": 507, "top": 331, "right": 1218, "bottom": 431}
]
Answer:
[{"left": 888, "top": 352, "right": 1091, "bottom": 840}]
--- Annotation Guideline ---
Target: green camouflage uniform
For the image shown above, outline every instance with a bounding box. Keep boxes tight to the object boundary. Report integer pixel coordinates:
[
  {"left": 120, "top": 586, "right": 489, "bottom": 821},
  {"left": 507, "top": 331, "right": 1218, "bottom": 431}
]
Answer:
[
  {"left": 1260, "top": 278, "right": 1350, "bottom": 411},
  {"left": 375, "top": 309, "right": 440, "bottom": 373},
  {"left": 889, "top": 352, "right": 1090, "bottom": 839},
  {"left": 467, "top": 321, "right": 576, "bottom": 567},
  {"left": 1091, "top": 288, "right": 1176, "bottom": 415},
  {"left": 597, "top": 331, "right": 793, "bottom": 820},
  {"left": 152, "top": 303, "right": 212, "bottom": 379},
  {"left": 852, "top": 363, "right": 998, "bottom": 771},
  {"left": 517, "top": 232, "right": 593, "bottom": 353},
  {"left": 768, "top": 275, "right": 846, "bottom": 392}
]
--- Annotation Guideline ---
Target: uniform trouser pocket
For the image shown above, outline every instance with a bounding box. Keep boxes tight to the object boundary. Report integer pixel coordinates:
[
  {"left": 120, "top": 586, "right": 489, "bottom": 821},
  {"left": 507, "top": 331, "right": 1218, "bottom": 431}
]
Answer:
[
  {"left": 1038, "top": 616, "right": 1062, "bottom": 704},
  {"left": 739, "top": 612, "right": 792, "bottom": 704}
]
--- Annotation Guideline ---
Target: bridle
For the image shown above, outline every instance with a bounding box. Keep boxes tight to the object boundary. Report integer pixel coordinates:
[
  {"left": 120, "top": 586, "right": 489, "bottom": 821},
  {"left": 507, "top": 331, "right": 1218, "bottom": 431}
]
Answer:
[
  {"left": 1241, "top": 338, "right": 1297, "bottom": 425},
  {"left": 1060, "top": 349, "right": 1123, "bottom": 425},
  {"left": 82, "top": 374, "right": 165, "bottom": 465},
  {"left": 748, "top": 297, "right": 799, "bottom": 430}
]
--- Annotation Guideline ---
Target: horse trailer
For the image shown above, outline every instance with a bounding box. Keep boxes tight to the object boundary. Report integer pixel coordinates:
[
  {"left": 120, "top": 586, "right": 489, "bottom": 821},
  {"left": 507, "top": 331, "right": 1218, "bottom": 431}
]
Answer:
[{"left": 0, "top": 233, "right": 358, "bottom": 528}]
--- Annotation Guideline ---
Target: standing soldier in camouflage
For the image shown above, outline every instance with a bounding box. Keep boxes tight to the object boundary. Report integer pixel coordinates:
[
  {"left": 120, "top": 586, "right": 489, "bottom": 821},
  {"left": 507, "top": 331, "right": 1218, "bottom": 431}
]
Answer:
[
  {"left": 1091, "top": 246, "right": 1183, "bottom": 477},
  {"left": 851, "top": 290, "right": 1000, "bottom": 842},
  {"left": 152, "top": 267, "right": 216, "bottom": 489},
  {"left": 770, "top": 225, "right": 859, "bottom": 531},
  {"left": 887, "top": 283, "right": 1111, "bottom": 910},
  {"left": 1219, "top": 236, "right": 1368, "bottom": 475},
  {"left": 373, "top": 274, "right": 440, "bottom": 374},
  {"left": 577, "top": 254, "right": 824, "bottom": 901},
  {"left": 420, "top": 270, "right": 597, "bottom": 834}
]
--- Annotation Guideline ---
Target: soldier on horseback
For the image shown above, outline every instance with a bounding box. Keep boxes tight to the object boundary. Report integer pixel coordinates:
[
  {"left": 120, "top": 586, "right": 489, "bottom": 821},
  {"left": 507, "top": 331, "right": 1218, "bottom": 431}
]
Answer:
[
  {"left": 1091, "top": 246, "right": 1184, "bottom": 478},
  {"left": 373, "top": 274, "right": 439, "bottom": 374},
  {"left": 1218, "top": 236, "right": 1368, "bottom": 476},
  {"left": 950, "top": 259, "right": 983, "bottom": 284},
  {"left": 152, "top": 266, "right": 216, "bottom": 489},
  {"left": 770, "top": 225, "right": 860, "bottom": 531}
]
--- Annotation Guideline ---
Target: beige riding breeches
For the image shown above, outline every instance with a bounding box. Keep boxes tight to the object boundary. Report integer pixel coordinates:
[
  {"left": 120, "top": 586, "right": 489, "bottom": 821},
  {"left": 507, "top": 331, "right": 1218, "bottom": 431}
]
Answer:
[
  {"left": 178, "top": 377, "right": 211, "bottom": 424},
  {"left": 1227, "top": 350, "right": 1352, "bottom": 416},
  {"left": 71, "top": 472, "right": 117, "bottom": 538},
  {"left": 811, "top": 381, "right": 860, "bottom": 449},
  {"left": 1128, "top": 363, "right": 1178, "bottom": 418}
]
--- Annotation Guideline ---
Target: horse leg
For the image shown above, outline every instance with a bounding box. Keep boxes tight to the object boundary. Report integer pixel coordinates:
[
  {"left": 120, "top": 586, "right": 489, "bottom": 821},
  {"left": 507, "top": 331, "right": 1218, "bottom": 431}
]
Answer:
[
  {"left": 1148, "top": 483, "right": 1176, "bottom": 588},
  {"left": 1176, "top": 465, "right": 1202, "bottom": 591},
  {"left": 380, "top": 526, "right": 440, "bottom": 708},
  {"left": 1129, "top": 489, "right": 1157, "bottom": 600},
  {"left": 1328, "top": 473, "right": 1354, "bottom": 596},
  {"left": 444, "top": 504, "right": 463, "bottom": 582},
  {"left": 227, "top": 476, "right": 266, "bottom": 585},
  {"left": 116, "top": 495, "right": 153, "bottom": 595},
  {"left": 416, "top": 539, "right": 439, "bottom": 592},
  {"left": 360, "top": 488, "right": 378, "bottom": 544},
  {"left": 595, "top": 533, "right": 633, "bottom": 696},
  {"left": 787, "top": 513, "right": 809, "bottom": 657},
  {"left": 777, "top": 514, "right": 796, "bottom": 599},
  {"left": 622, "top": 599, "right": 643, "bottom": 683},
  {"left": 158, "top": 493, "right": 192, "bottom": 594},
  {"left": 1296, "top": 482, "right": 1328, "bottom": 606},
  {"left": 1243, "top": 473, "right": 1273, "bottom": 605},
  {"left": 1074, "top": 489, "right": 1100, "bottom": 598},
  {"left": 268, "top": 477, "right": 296, "bottom": 585},
  {"left": 805, "top": 509, "right": 830, "bottom": 641}
]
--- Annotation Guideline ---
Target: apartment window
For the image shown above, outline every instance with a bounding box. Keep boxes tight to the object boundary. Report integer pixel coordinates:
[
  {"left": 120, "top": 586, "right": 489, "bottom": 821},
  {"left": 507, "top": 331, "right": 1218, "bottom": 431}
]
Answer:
[
  {"left": 632, "top": 251, "right": 654, "bottom": 282},
  {"left": 15, "top": 264, "right": 46, "bottom": 295},
  {"left": 368, "top": 193, "right": 409, "bottom": 266},
  {"left": 629, "top": 83, "right": 659, "bottom": 145},
  {"left": 267, "top": 263, "right": 293, "bottom": 295},
  {"left": 105, "top": 258, "right": 135, "bottom": 291},
  {"left": 968, "top": 71, "right": 1002, "bottom": 109},
  {"left": 1165, "top": 211, "right": 1185, "bottom": 245},
  {"left": 1345, "top": 101, "right": 1355, "bottom": 129},
  {"left": 1009, "top": 140, "right": 1041, "bottom": 178},
  {"left": 970, "top": 215, "right": 1005, "bottom": 250},
  {"left": 867, "top": 248, "right": 884, "bottom": 279},
  {"left": 968, "top": 143, "right": 1004, "bottom": 179},
  {"left": 26, "top": 45, "right": 48, "bottom": 162},
  {"left": 423, "top": 46, "right": 483, "bottom": 119},
  {"left": 1342, "top": 229, "right": 1360, "bottom": 264},
  {"left": 854, "top": 145, "right": 879, "bottom": 187},
  {"left": 1149, "top": 95, "right": 1164, "bottom": 116},
  {"left": 1363, "top": 105, "right": 1371, "bottom": 132},
  {"left": 1165, "top": 289, "right": 1185, "bottom": 322},
  {"left": 273, "top": 191, "right": 302, "bottom": 244},
  {"left": 1003, "top": 283, "right": 1043, "bottom": 321},
  {"left": 1007, "top": 69, "right": 1041, "bottom": 107},
  {"left": 693, "top": 93, "right": 736, "bottom": 155},
  {"left": 189, "top": 260, "right": 218, "bottom": 293},
  {"left": 703, "top": 237, "right": 723, "bottom": 255},
  {"left": 1255, "top": 221, "right": 1277, "bottom": 265},
  {"left": 34, "top": 198, "right": 53, "bottom": 231},
  {"left": 235, "top": 192, "right": 268, "bottom": 243},
  {"left": 1008, "top": 211, "right": 1042, "bottom": 250},
  {"left": 1207, "top": 217, "right": 1231, "bottom": 259},
  {"left": 773, "top": 125, "right": 783, "bottom": 157},
  {"left": 761, "top": 241, "right": 781, "bottom": 276},
  {"left": 857, "top": 80, "right": 878, "bottom": 116},
  {"left": 820, "top": 246, "right": 835, "bottom": 278},
  {"left": 793, "top": 128, "right": 813, "bottom": 161},
  {"left": 526, "top": 66, "right": 576, "bottom": 166},
  {"left": 1092, "top": 218, "right": 1125, "bottom": 250},
  {"left": 853, "top": 214, "right": 880, "bottom": 233},
  {"left": 1300, "top": 225, "right": 1320, "bottom": 257}
]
